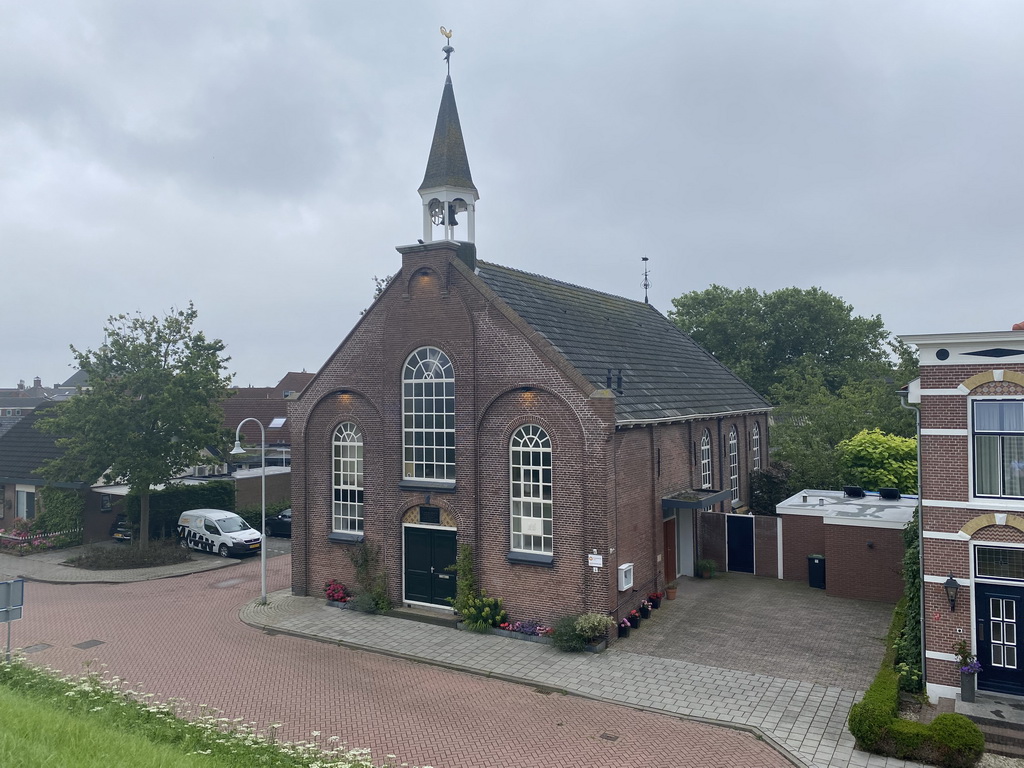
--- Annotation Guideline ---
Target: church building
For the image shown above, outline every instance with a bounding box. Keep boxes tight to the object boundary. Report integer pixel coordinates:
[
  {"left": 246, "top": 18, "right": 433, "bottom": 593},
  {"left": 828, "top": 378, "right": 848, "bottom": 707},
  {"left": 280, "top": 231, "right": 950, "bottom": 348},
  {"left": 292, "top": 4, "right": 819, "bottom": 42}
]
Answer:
[{"left": 289, "top": 59, "right": 770, "bottom": 626}]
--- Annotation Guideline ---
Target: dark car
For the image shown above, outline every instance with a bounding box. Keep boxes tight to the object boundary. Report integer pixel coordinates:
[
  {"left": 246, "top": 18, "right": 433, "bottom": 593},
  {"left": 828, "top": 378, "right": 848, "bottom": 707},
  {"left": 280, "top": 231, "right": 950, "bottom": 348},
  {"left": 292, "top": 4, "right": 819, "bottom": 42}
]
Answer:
[
  {"left": 265, "top": 508, "right": 292, "bottom": 538},
  {"left": 109, "top": 514, "right": 132, "bottom": 542}
]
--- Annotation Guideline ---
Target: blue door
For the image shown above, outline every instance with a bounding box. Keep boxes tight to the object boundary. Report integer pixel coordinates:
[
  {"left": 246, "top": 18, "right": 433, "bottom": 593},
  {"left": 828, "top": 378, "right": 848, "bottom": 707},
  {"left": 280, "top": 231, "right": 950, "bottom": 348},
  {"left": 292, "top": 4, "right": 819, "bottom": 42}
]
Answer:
[
  {"left": 726, "top": 514, "right": 754, "bottom": 574},
  {"left": 976, "top": 583, "right": 1024, "bottom": 695}
]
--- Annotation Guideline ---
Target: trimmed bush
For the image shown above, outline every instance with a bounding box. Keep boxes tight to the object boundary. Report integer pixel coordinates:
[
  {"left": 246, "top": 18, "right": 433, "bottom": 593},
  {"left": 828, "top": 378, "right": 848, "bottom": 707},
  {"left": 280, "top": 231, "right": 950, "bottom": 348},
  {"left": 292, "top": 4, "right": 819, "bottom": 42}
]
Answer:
[
  {"left": 551, "top": 616, "right": 587, "bottom": 653},
  {"left": 849, "top": 599, "right": 983, "bottom": 768},
  {"left": 460, "top": 594, "right": 508, "bottom": 632},
  {"left": 573, "top": 613, "right": 615, "bottom": 643}
]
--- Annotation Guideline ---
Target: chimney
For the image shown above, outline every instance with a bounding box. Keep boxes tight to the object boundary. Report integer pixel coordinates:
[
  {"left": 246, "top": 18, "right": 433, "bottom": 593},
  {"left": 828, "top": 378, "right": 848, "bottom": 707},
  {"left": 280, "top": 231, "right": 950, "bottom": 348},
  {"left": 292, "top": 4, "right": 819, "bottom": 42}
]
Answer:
[
  {"left": 17, "top": 380, "right": 24, "bottom": 391},
  {"left": 33, "top": 377, "right": 41, "bottom": 389}
]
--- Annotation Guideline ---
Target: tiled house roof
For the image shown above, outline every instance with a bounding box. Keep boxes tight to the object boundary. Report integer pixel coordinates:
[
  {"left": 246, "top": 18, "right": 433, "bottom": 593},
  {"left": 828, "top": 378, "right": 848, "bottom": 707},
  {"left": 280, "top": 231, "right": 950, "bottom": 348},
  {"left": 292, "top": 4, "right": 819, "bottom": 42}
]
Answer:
[
  {"left": 222, "top": 372, "right": 312, "bottom": 445},
  {"left": 0, "top": 404, "right": 83, "bottom": 487},
  {"left": 476, "top": 262, "right": 770, "bottom": 424}
]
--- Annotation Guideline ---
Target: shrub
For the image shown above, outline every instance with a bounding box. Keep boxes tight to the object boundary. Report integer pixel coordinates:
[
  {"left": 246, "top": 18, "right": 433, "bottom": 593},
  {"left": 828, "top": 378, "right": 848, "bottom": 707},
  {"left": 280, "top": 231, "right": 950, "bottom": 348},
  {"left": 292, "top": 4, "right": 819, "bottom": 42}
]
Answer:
[
  {"left": 347, "top": 542, "right": 391, "bottom": 614},
  {"left": 65, "top": 541, "right": 191, "bottom": 570},
  {"left": 125, "top": 481, "right": 235, "bottom": 540},
  {"left": 448, "top": 544, "right": 478, "bottom": 616},
  {"left": 696, "top": 558, "right": 717, "bottom": 577},
  {"left": 460, "top": 594, "right": 507, "bottom": 632},
  {"left": 551, "top": 616, "right": 587, "bottom": 653},
  {"left": 750, "top": 462, "right": 792, "bottom": 514},
  {"left": 324, "top": 579, "right": 351, "bottom": 603},
  {"left": 574, "top": 613, "right": 615, "bottom": 642},
  {"left": 926, "top": 713, "right": 985, "bottom": 768}
]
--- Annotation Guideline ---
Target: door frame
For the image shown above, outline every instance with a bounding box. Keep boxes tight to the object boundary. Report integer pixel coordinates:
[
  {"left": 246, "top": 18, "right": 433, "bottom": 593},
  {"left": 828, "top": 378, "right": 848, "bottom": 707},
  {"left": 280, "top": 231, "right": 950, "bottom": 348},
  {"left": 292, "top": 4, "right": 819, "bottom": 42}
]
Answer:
[
  {"left": 972, "top": 541, "right": 1024, "bottom": 696},
  {"left": 402, "top": 523, "right": 457, "bottom": 610}
]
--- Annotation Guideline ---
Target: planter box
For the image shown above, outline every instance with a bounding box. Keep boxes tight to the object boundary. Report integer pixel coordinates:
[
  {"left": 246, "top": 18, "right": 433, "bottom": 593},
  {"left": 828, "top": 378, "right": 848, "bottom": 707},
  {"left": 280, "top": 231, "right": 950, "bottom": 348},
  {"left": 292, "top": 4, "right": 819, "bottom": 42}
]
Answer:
[
  {"left": 455, "top": 623, "right": 605, "bottom": 652},
  {"left": 585, "top": 640, "right": 607, "bottom": 653},
  {"left": 326, "top": 600, "right": 352, "bottom": 609}
]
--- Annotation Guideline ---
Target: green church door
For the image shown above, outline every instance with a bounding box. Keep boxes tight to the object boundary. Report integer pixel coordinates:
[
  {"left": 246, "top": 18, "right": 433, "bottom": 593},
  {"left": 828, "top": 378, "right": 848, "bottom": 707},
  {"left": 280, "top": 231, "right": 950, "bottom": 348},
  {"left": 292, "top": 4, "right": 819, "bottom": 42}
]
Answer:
[{"left": 403, "top": 526, "right": 457, "bottom": 607}]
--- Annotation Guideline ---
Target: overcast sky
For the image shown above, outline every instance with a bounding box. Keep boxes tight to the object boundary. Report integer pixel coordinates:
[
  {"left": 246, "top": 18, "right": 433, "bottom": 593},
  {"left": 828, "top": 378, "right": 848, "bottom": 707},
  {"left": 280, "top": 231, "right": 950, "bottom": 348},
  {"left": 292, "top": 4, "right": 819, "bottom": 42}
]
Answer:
[{"left": 4, "top": 2, "right": 1023, "bottom": 388}]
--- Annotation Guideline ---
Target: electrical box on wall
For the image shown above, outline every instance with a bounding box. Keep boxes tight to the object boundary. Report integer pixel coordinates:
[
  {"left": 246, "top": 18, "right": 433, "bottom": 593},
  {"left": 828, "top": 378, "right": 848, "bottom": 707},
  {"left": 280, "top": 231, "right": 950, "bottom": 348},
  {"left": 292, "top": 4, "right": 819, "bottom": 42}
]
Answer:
[{"left": 617, "top": 563, "right": 634, "bottom": 591}]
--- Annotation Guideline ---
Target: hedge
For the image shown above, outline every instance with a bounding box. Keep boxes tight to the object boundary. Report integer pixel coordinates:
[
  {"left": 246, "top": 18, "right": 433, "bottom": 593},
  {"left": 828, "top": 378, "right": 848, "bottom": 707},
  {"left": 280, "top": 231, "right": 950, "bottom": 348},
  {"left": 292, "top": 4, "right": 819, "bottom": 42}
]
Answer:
[
  {"left": 848, "top": 601, "right": 984, "bottom": 767},
  {"left": 124, "top": 481, "right": 235, "bottom": 539}
]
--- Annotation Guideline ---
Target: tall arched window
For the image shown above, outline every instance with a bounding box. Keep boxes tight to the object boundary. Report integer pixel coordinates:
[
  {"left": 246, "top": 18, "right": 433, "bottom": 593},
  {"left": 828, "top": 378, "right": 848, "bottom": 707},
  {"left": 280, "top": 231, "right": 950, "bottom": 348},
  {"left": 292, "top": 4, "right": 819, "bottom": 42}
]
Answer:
[
  {"left": 728, "top": 426, "right": 740, "bottom": 502},
  {"left": 402, "top": 347, "right": 455, "bottom": 481},
  {"left": 751, "top": 422, "right": 761, "bottom": 471},
  {"left": 700, "top": 430, "right": 712, "bottom": 489},
  {"left": 333, "top": 422, "right": 364, "bottom": 532},
  {"left": 510, "top": 425, "right": 552, "bottom": 554}
]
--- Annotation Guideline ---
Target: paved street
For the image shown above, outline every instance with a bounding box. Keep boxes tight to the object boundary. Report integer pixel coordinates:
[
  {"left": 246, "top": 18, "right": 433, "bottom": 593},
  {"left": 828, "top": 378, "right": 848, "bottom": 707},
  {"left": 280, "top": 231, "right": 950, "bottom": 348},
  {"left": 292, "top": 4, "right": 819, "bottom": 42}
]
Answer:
[{"left": 9, "top": 554, "right": 794, "bottom": 768}]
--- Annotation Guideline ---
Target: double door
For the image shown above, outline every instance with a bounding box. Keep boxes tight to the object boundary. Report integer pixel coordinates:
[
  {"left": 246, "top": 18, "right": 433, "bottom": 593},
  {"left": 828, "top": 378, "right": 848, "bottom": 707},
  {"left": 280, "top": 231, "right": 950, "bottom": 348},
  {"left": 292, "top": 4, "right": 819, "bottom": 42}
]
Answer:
[{"left": 404, "top": 526, "right": 457, "bottom": 607}]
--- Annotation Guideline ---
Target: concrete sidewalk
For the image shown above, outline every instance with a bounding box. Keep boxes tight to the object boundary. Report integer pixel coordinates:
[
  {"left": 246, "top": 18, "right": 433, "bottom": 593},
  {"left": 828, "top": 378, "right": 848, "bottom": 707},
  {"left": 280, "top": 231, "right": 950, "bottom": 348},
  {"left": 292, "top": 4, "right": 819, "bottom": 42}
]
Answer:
[{"left": 242, "top": 590, "right": 928, "bottom": 768}]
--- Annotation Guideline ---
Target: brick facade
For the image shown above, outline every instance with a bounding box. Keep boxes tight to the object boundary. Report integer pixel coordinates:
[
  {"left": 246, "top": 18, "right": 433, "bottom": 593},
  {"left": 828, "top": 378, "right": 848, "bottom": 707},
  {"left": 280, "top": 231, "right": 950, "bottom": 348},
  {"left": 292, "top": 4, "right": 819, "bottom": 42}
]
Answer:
[
  {"left": 903, "top": 331, "right": 1024, "bottom": 700},
  {"left": 290, "top": 241, "right": 769, "bottom": 627}
]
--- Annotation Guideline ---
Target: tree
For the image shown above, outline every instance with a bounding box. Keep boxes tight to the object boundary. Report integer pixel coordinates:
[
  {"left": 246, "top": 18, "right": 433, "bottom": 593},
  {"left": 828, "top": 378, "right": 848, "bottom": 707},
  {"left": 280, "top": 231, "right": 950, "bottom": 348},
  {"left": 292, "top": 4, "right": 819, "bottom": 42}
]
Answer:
[
  {"left": 668, "top": 284, "right": 907, "bottom": 397},
  {"left": 38, "top": 303, "right": 232, "bottom": 547},
  {"left": 837, "top": 428, "right": 918, "bottom": 493}
]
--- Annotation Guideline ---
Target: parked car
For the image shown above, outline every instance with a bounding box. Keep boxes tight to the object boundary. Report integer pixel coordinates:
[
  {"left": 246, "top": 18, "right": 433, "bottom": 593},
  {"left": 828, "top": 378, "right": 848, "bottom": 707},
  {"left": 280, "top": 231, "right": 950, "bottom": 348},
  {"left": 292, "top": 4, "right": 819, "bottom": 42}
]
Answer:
[
  {"left": 177, "top": 509, "right": 262, "bottom": 558},
  {"left": 109, "top": 514, "right": 132, "bottom": 542},
  {"left": 265, "top": 508, "right": 292, "bottom": 538}
]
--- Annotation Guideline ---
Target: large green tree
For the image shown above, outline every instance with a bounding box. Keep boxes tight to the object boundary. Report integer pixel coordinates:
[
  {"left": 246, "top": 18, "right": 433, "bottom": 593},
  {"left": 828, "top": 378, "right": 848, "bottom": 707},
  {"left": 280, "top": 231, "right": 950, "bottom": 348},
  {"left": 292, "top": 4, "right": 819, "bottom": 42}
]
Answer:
[
  {"left": 670, "top": 285, "right": 918, "bottom": 492},
  {"left": 38, "top": 303, "right": 232, "bottom": 547}
]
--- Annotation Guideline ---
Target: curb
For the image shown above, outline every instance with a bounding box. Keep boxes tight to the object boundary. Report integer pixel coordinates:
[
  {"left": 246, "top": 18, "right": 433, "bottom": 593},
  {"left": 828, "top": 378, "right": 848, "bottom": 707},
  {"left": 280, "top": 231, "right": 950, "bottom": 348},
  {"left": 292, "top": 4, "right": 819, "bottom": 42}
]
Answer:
[{"left": 239, "top": 596, "right": 811, "bottom": 768}]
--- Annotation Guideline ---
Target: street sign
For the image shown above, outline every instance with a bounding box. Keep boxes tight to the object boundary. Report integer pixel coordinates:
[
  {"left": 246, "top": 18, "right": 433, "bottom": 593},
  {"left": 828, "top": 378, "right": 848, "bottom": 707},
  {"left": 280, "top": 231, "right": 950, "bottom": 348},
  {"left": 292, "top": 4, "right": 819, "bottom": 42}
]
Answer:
[{"left": 0, "top": 579, "right": 24, "bottom": 623}]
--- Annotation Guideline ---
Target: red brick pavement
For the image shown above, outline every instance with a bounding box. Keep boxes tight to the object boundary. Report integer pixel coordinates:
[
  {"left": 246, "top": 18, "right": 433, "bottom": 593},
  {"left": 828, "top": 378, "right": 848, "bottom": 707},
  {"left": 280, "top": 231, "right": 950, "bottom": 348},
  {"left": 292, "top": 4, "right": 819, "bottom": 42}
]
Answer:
[{"left": 14, "top": 557, "right": 793, "bottom": 768}]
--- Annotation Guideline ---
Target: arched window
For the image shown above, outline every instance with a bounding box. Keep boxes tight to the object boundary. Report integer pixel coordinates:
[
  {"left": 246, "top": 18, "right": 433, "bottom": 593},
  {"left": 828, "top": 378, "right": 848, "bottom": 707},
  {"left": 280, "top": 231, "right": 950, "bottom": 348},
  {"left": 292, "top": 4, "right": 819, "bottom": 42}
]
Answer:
[
  {"left": 700, "top": 430, "right": 712, "bottom": 489},
  {"left": 751, "top": 422, "right": 761, "bottom": 471},
  {"left": 510, "top": 425, "right": 552, "bottom": 554},
  {"left": 333, "top": 422, "right": 364, "bottom": 532},
  {"left": 729, "top": 426, "right": 740, "bottom": 502},
  {"left": 402, "top": 347, "right": 455, "bottom": 481}
]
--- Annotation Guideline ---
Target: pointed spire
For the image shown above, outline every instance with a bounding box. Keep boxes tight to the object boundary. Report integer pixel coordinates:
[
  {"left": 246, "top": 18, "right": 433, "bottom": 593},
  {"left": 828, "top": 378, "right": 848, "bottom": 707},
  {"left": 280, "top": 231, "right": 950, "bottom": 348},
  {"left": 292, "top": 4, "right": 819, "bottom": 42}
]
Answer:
[{"left": 419, "top": 75, "right": 477, "bottom": 194}]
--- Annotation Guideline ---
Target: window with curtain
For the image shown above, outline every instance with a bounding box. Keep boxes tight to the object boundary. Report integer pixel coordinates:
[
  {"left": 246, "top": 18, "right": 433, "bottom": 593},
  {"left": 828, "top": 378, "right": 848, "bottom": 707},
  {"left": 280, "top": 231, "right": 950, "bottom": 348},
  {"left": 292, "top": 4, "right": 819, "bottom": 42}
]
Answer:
[
  {"left": 510, "top": 425, "right": 552, "bottom": 554},
  {"left": 728, "top": 427, "right": 739, "bottom": 501},
  {"left": 700, "top": 430, "right": 712, "bottom": 489},
  {"left": 402, "top": 347, "right": 455, "bottom": 482},
  {"left": 974, "top": 400, "right": 1024, "bottom": 498},
  {"left": 333, "top": 422, "right": 364, "bottom": 532}
]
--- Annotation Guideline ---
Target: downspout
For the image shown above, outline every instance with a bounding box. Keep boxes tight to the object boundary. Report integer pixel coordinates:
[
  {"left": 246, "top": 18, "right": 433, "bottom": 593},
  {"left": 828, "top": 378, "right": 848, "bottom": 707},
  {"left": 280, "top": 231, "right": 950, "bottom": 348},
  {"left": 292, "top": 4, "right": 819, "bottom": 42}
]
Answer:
[
  {"left": 900, "top": 393, "right": 925, "bottom": 687},
  {"left": 717, "top": 416, "right": 725, "bottom": 512},
  {"left": 650, "top": 425, "right": 659, "bottom": 590}
]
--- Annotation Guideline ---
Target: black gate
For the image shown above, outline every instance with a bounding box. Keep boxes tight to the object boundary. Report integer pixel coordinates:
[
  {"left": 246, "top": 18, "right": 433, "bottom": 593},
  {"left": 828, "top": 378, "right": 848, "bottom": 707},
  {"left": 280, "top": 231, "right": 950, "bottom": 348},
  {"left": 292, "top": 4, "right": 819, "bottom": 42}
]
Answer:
[{"left": 726, "top": 514, "right": 754, "bottom": 574}]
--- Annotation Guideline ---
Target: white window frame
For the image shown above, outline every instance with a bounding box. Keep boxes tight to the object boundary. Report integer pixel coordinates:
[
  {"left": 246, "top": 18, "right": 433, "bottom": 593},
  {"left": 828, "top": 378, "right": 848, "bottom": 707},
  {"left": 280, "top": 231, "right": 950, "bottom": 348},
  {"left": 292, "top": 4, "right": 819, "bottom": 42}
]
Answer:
[
  {"left": 700, "top": 430, "right": 712, "bottom": 489},
  {"left": 751, "top": 422, "right": 761, "bottom": 471},
  {"left": 971, "top": 398, "right": 1024, "bottom": 501},
  {"left": 402, "top": 347, "right": 455, "bottom": 482},
  {"left": 333, "top": 422, "right": 364, "bottom": 533},
  {"left": 16, "top": 486, "right": 35, "bottom": 520},
  {"left": 728, "top": 426, "right": 740, "bottom": 501},
  {"left": 510, "top": 425, "right": 553, "bottom": 555}
]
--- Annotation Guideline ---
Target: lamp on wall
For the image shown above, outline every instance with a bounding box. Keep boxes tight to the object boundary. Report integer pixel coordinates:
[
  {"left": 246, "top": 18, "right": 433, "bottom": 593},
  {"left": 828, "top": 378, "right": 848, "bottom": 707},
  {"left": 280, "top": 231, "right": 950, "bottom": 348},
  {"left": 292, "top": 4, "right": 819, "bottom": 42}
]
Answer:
[{"left": 944, "top": 574, "right": 961, "bottom": 612}]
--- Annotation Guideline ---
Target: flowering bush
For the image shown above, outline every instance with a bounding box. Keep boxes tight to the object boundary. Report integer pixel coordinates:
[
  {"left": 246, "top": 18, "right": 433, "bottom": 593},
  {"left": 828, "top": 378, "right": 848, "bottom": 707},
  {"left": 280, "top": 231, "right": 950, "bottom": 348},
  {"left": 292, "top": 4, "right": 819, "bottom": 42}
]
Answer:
[
  {"left": 619, "top": 618, "right": 631, "bottom": 628},
  {"left": 628, "top": 609, "right": 640, "bottom": 620},
  {"left": 498, "top": 620, "right": 552, "bottom": 637},
  {"left": 953, "top": 638, "right": 982, "bottom": 674},
  {"left": 324, "top": 579, "right": 352, "bottom": 603},
  {"left": 640, "top": 600, "right": 652, "bottom": 610},
  {"left": 648, "top": 592, "right": 664, "bottom": 601},
  {"left": 960, "top": 659, "right": 982, "bottom": 675}
]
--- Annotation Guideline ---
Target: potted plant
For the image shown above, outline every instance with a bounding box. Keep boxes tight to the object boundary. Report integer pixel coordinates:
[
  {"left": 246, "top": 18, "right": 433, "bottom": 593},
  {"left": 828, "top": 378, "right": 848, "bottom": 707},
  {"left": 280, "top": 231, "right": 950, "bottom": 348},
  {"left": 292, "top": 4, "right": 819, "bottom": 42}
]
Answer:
[
  {"left": 696, "top": 558, "right": 718, "bottom": 579},
  {"left": 627, "top": 609, "right": 641, "bottom": 629},
  {"left": 618, "top": 618, "right": 631, "bottom": 638},
  {"left": 954, "top": 638, "right": 982, "bottom": 703},
  {"left": 648, "top": 592, "right": 663, "bottom": 609},
  {"left": 665, "top": 582, "right": 678, "bottom": 600},
  {"left": 324, "top": 579, "right": 352, "bottom": 607},
  {"left": 639, "top": 599, "right": 652, "bottom": 619}
]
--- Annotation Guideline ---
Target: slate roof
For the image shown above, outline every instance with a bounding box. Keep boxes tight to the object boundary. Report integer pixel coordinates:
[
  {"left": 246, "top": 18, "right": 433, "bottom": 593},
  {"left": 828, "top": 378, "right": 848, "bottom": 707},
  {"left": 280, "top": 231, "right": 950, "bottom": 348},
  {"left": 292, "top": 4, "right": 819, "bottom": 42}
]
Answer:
[
  {"left": 476, "top": 262, "right": 770, "bottom": 424},
  {"left": 0, "top": 403, "right": 76, "bottom": 485},
  {"left": 418, "top": 75, "right": 477, "bottom": 194}
]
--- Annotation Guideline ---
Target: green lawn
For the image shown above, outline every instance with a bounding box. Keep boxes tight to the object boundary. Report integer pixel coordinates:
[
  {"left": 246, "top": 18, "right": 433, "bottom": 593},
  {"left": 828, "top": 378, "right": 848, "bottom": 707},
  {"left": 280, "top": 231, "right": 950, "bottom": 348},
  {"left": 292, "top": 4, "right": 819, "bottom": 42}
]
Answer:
[{"left": 0, "top": 685, "right": 233, "bottom": 768}]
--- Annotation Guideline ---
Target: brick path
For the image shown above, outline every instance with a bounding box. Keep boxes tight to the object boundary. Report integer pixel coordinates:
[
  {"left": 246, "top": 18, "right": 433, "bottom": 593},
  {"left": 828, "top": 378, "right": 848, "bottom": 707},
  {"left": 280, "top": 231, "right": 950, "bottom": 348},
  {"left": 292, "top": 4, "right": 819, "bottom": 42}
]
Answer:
[{"left": 11, "top": 555, "right": 795, "bottom": 768}]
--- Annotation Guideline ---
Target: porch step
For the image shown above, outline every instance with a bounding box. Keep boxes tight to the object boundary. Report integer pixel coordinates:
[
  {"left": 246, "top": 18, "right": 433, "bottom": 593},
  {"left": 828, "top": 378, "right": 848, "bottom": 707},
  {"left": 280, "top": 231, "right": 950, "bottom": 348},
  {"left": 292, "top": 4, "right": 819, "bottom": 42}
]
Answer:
[
  {"left": 386, "top": 606, "right": 459, "bottom": 629},
  {"left": 955, "top": 693, "right": 1024, "bottom": 757}
]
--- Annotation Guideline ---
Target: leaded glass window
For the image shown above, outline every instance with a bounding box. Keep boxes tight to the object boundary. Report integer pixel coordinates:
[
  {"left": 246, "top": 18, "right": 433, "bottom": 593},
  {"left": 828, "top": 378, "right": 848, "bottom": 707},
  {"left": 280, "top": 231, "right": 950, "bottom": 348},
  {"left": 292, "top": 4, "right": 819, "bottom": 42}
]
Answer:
[
  {"left": 752, "top": 422, "right": 761, "bottom": 471},
  {"left": 729, "top": 427, "right": 739, "bottom": 501},
  {"left": 402, "top": 347, "right": 455, "bottom": 482},
  {"left": 700, "top": 430, "right": 712, "bottom": 489},
  {"left": 510, "top": 425, "right": 552, "bottom": 554},
  {"left": 333, "top": 422, "right": 364, "bottom": 532}
]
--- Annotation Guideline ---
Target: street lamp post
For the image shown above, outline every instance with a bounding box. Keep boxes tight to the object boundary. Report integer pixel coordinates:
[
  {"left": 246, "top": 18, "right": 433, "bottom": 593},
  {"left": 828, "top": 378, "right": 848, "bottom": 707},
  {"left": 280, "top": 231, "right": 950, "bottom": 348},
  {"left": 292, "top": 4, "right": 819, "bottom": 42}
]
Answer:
[{"left": 230, "top": 418, "right": 267, "bottom": 605}]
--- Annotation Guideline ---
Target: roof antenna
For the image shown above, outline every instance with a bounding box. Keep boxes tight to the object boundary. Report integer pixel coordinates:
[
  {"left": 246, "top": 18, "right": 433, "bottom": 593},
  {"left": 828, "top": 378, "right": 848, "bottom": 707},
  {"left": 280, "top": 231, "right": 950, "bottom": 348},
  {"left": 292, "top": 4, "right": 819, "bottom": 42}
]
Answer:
[
  {"left": 641, "top": 256, "right": 651, "bottom": 304},
  {"left": 440, "top": 26, "right": 454, "bottom": 75}
]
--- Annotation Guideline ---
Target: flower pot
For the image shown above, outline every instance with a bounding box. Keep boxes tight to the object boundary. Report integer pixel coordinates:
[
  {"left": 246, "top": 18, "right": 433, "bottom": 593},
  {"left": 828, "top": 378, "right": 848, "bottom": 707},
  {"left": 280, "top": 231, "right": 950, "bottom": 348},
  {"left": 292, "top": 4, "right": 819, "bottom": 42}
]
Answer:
[
  {"left": 650, "top": 597, "right": 661, "bottom": 609},
  {"left": 666, "top": 587, "right": 677, "bottom": 600},
  {"left": 618, "top": 625, "right": 631, "bottom": 639},
  {"left": 585, "top": 640, "right": 607, "bottom": 653},
  {"left": 640, "top": 605, "right": 651, "bottom": 619},
  {"left": 960, "top": 671, "right": 977, "bottom": 703},
  {"left": 628, "top": 615, "right": 640, "bottom": 629}
]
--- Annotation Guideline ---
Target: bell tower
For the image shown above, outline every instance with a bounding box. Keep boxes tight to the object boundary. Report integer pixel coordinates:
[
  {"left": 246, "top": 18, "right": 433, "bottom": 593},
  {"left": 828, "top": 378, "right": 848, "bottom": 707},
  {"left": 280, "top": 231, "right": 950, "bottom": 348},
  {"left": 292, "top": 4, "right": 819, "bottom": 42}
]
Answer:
[{"left": 418, "top": 28, "right": 478, "bottom": 244}]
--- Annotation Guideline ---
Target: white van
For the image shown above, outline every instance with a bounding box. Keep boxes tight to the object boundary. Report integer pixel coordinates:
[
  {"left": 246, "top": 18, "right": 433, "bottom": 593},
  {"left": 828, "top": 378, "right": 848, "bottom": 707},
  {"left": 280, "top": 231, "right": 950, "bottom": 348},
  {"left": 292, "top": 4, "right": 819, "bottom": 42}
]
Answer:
[{"left": 177, "top": 509, "right": 263, "bottom": 558}]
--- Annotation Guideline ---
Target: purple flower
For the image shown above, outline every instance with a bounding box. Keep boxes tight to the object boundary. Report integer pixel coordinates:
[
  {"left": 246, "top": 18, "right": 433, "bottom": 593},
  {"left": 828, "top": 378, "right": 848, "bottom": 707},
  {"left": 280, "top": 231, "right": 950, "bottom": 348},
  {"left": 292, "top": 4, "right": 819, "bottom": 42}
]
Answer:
[{"left": 960, "top": 660, "right": 982, "bottom": 675}]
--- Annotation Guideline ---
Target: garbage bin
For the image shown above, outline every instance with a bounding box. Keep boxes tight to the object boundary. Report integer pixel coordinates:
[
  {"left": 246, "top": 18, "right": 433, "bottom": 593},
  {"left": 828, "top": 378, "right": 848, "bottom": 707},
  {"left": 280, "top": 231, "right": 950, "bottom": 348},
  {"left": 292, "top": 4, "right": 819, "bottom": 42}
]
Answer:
[{"left": 808, "top": 554, "right": 826, "bottom": 590}]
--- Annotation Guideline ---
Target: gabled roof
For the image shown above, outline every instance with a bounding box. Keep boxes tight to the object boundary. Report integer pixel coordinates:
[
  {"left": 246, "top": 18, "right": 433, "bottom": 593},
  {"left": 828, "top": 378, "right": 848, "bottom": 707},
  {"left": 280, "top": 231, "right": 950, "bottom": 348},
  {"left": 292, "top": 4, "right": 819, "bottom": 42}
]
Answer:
[
  {"left": 476, "top": 262, "right": 769, "bottom": 424},
  {"left": 0, "top": 404, "right": 81, "bottom": 486},
  {"left": 418, "top": 75, "right": 477, "bottom": 194},
  {"left": 62, "top": 369, "right": 89, "bottom": 388}
]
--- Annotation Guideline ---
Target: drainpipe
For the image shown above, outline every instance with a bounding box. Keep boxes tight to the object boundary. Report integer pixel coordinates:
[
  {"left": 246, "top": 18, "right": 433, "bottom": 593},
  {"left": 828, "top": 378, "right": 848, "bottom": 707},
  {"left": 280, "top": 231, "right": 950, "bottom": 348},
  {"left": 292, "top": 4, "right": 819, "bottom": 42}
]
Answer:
[{"left": 900, "top": 393, "right": 925, "bottom": 688}]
